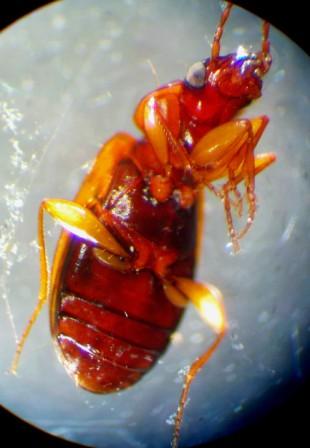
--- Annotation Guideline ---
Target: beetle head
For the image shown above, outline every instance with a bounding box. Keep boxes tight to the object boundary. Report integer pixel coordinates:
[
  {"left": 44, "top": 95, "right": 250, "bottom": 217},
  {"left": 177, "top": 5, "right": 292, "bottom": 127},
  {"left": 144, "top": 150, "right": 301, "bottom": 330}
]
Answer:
[
  {"left": 206, "top": 47, "right": 271, "bottom": 100},
  {"left": 182, "top": 7, "right": 271, "bottom": 125}
]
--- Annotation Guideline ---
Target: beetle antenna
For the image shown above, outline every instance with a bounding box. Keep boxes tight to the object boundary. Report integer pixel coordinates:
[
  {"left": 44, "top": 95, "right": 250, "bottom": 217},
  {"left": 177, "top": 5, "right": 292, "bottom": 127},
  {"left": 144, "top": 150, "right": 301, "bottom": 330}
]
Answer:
[
  {"left": 211, "top": 2, "right": 233, "bottom": 60},
  {"left": 259, "top": 21, "right": 272, "bottom": 74}
]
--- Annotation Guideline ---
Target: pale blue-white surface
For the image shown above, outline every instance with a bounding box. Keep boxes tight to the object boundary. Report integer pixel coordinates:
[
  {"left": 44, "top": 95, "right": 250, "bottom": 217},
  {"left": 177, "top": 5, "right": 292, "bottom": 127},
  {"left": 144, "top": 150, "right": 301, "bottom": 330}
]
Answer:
[{"left": 0, "top": 1, "right": 309, "bottom": 447}]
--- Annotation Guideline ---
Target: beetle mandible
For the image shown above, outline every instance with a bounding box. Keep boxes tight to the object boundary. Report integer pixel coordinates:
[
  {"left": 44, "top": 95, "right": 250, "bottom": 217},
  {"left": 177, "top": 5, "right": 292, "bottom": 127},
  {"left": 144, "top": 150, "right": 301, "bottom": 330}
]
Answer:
[{"left": 12, "top": 3, "right": 276, "bottom": 447}]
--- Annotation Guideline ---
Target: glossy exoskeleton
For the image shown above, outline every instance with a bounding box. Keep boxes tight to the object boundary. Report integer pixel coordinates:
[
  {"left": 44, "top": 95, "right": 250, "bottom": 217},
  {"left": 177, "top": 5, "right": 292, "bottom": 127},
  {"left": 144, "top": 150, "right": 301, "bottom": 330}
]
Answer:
[{"left": 12, "top": 3, "right": 276, "bottom": 447}]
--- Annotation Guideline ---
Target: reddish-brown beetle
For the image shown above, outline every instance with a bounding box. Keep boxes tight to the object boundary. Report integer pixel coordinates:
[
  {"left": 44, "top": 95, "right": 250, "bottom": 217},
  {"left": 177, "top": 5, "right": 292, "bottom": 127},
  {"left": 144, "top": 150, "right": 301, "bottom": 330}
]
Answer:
[{"left": 12, "top": 3, "right": 276, "bottom": 447}]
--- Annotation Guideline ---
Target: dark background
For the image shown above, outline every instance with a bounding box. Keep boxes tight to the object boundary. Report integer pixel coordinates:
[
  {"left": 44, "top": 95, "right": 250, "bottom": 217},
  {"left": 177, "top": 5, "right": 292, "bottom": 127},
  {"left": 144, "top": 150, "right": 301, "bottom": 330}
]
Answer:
[
  {"left": 0, "top": 1, "right": 309, "bottom": 447},
  {"left": 0, "top": 0, "right": 309, "bottom": 55}
]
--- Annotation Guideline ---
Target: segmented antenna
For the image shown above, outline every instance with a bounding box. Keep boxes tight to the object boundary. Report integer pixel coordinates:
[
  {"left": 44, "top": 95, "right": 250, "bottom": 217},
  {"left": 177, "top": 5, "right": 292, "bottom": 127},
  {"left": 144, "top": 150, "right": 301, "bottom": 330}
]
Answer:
[
  {"left": 260, "top": 21, "right": 272, "bottom": 74},
  {"left": 211, "top": 2, "right": 233, "bottom": 60}
]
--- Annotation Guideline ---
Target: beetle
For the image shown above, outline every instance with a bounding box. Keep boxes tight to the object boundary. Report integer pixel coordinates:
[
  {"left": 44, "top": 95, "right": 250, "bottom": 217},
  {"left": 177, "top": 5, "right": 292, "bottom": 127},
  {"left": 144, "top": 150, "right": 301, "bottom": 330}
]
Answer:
[{"left": 11, "top": 3, "right": 276, "bottom": 447}]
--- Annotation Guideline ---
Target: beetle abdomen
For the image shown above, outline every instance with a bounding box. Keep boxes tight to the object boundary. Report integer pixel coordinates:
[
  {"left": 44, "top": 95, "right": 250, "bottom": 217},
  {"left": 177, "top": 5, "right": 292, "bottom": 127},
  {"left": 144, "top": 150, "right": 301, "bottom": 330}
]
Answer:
[
  {"left": 52, "top": 154, "right": 198, "bottom": 393},
  {"left": 57, "top": 296, "right": 162, "bottom": 392},
  {"left": 54, "top": 242, "right": 184, "bottom": 393}
]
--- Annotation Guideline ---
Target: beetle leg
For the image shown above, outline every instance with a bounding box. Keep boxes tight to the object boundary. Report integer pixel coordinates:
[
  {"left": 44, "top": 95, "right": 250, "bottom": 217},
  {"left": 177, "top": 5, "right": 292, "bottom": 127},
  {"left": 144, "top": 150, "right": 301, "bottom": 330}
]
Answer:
[
  {"left": 74, "top": 132, "right": 137, "bottom": 206},
  {"left": 41, "top": 199, "right": 128, "bottom": 256},
  {"left": 172, "top": 329, "right": 226, "bottom": 448},
  {"left": 191, "top": 116, "right": 275, "bottom": 251},
  {"left": 92, "top": 248, "right": 131, "bottom": 272},
  {"left": 205, "top": 151, "right": 276, "bottom": 202},
  {"left": 143, "top": 96, "right": 195, "bottom": 202},
  {"left": 190, "top": 116, "right": 268, "bottom": 178},
  {"left": 195, "top": 188, "right": 205, "bottom": 263},
  {"left": 164, "top": 277, "right": 227, "bottom": 448},
  {"left": 233, "top": 151, "right": 276, "bottom": 186},
  {"left": 164, "top": 277, "right": 226, "bottom": 332},
  {"left": 98, "top": 209, "right": 178, "bottom": 277},
  {"left": 144, "top": 96, "right": 191, "bottom": 170},
  {"left": 11, "top": 199, "right": 50, "bottom": 373},
  {"left": 43, "top": 198, "right": 133, "bottom": 273},
  {"left": 229, "top": 151, "right": 276, "bottom": 241},
  {"left": 11, "top": 198, "right": 129, "bottom": 373},
  {"left": 143, "top": 96, "right": 169, "bottom": 166}
]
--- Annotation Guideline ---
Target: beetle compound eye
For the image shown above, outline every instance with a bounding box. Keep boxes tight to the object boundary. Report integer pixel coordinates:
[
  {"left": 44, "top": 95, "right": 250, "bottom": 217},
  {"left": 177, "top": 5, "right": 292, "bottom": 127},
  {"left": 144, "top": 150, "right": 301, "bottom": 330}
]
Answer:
[{"left": 185, "top": 61, "right": 206, "bottom": 88}]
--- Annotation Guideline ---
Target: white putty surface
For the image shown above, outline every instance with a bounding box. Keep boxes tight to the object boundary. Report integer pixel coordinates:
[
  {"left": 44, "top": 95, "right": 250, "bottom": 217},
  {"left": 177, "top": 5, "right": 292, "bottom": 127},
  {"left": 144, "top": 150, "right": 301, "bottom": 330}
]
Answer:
[{"left": 0, "top": 1, "right": 309, "bottom": 447}]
